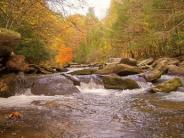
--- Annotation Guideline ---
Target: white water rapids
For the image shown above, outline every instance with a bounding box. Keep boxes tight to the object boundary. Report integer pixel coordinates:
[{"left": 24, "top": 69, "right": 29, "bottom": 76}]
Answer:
[
  {"left": 0, "top": 74, "right": 184, "bottom": 138},
  {"left": 0, "top": 75, "right": 183, "bottom": 108}
]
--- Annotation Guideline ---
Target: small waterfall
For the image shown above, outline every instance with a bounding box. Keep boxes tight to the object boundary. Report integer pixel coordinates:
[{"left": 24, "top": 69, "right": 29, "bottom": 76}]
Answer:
[
  {"left": 79, "top": 75, "right": 104, "bottom": 90},
  {"left": 14, "top": 73, "right": 34, "bottom": 95}
]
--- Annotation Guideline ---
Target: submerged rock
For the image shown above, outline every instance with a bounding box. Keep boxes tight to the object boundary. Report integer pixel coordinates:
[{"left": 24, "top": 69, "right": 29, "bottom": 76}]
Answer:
[
  {"left": 97, "top": 64, "right": 142, "bottom": 76},
  {"left": 70, "top": 69, "right": 97, "bottom": 75},
  {"left": 102, "top": 75, "right": 140, "bottom": 90},
  {"left": 120, "top": 58, "right": 137, "bottom": 66},
  {"left": 0, "top": 74, "right": 16, "bottom": 98},
  {"left": 31, "top": 75, "right": 80, "bottom": 96},
  {"left": 150, "top": 78, "right": 183, "bottom": 93}
]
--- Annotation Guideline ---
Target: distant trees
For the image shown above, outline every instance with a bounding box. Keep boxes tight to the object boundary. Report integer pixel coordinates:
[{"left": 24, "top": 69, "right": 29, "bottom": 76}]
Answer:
[
  {"left": 74, "top": 0, "right": 184, "bottom": 63},
  {"left": 106, "top": 0, "right": 184, "bottom": 58}
]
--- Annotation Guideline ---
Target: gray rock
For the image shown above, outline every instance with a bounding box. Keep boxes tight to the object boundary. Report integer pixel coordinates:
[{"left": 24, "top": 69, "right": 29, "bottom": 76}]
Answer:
[
  {"left": 31, "top": 75, "right": 80, "bottom": 96},
  {"left": 62, "top": 74, "right": 80, "bottom": 86}
]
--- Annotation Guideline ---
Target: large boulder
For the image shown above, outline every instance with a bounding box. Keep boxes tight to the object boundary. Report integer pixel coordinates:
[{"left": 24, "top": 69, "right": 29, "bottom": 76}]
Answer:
[
  {"left": 144, "top": 59, "right": 168, "bottom": 82},
  {"left": 31, "top": 75, "right": 80, "bottom": 96},
  {"left": 150, "top": 78, "right": 183, "bottom": 93},
  {"left": 144, "top": 70, "right": 163, "bottom": 82},
  {"left": 102, "top": 76, "right": 140, "bottom": 90},
  {"left": 152, "top": 58, "right": 179, "bottom": 67},
  {"left": 70, "top": 69, "right": 97, "bottom": 75},
  {"left": 137, "top": 58, "right": 154, "bottom": 68},
  {"left": 96, "top": 64, "right": 142, "bottom": 76},
  {"left": 119, "top": 58, "right": 137, "bottom": 66},
  {"left": 167, "top": 65, "right": 184, "bottom": 76},
  {"left": 0, "top": 74, "right": 16, "bottom": 98},
  {"left": 0, "top": 28, "right": 21, "bottom": 46},
  {"left": 62, "top": 73, "right": 80, "bottom": 86},
  {"left": 6, "top": 55, "right": 29, "bottom": 72}
]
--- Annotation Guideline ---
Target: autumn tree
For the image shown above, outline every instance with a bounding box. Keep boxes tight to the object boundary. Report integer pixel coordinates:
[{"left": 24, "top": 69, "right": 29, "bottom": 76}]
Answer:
[
  {"left": 0, "top": 0, "right": 86, "bottom": 65},
  {"left": 104, "top": 0, "right": 184, "bottom": 59}
]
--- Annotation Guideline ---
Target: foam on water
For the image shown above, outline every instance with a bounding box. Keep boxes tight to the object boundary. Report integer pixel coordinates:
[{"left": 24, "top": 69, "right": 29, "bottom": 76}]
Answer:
[
  {"left": 161, "top": 91, "right": 184, "bottom": 102},
  {"left": 0, "top": 93, "right": 73, "bottom": 108},
  {"left": 1, "top": 73, "right": 184, "bottom": 109},
  {"left": 77, "top": 76, "right": 148, "bottom": 96},
  {"left": 114, "top": 88, "right": 147, "bottom": 97},
  {"left": 77, "top": 77, "right": 113, "bottom": 96}
]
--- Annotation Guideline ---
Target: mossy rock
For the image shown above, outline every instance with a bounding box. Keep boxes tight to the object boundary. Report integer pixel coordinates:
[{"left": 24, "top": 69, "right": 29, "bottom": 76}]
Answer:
[
  {"left": 150, "top": 78, "right": 183, "bottom": 93},
  {"left": 97, "top": 64, "right": 142, "bottom": 76},
  {"left": 120, "top": 58, "right": 137, "bottom": 66},
  {"left": 144, "top": 69, "right": 163, "bottom": 82},
  {"left": 70, "top": 69, "right": 97, "bottom": 75},
  {"left": 102, "top": 76, "right": 140, "bottom": 90},
  {"left": 138, "top": 58, "right": 154, "bottom": 67},
  {"left": 0, "top": 74, "right": 16, "bottom": 98},
  {"left": 0, "top": 28, "right": 21, "bottom": 46},
  {"left": 144, "top": 59, "right": 168, "bottom": 82}
]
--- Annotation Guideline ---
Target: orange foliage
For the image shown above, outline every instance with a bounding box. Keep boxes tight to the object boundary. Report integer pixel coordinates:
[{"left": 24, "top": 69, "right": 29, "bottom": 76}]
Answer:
[{"left": 56, "top": 46, "right": 73, "bottom": 65}]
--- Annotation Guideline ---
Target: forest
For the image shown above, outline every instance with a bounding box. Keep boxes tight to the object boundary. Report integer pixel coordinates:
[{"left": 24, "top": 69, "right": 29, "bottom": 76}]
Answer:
[{"left": 0, "top": 0, "right": 183, "bottom": 66}]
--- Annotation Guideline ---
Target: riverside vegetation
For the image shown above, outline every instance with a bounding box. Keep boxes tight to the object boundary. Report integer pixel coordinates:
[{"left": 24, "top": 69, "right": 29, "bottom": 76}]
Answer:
[{"left": 0, "top": 0, "right": 184, "bottom": 138}]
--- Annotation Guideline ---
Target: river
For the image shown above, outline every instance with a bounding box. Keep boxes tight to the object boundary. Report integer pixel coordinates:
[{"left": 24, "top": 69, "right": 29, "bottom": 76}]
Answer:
[{"left": 0, "top": 72, "right": 184, "bottom": 138}]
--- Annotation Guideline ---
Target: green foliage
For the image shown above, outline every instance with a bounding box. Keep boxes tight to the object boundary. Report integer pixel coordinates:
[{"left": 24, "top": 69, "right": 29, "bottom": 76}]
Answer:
[
  {"left": 104, "top": 0, "right": 184, "bottom": 59},
  {"left": 74, "top": 23, "right": 111, "bottom": 63},
  {"left": 16, "top": 39, "right": 53, "bottom": 64}
]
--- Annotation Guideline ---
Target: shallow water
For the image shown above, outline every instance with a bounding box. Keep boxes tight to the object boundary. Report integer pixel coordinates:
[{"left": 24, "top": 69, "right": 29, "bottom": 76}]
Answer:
[{"left": 0, "top": 74, "right": 184, "bottom": 138}]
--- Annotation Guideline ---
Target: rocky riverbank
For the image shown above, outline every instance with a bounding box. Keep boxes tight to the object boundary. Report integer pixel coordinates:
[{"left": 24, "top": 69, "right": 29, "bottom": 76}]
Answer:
[{"left": 0, "top": 28, "right": 184, "bottom": 98}]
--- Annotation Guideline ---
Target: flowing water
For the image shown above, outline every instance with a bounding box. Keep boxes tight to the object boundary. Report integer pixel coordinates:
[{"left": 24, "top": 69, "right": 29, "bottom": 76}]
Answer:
[{"left": 0, "top": 73, "right": 184, "bottom": 138}]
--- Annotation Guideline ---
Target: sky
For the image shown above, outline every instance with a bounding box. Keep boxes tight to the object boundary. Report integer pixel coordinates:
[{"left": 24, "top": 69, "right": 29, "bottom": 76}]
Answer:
[
  {"left": 81, "top": 0, "right": 111, "bottom": 19},
  {"left": 53, "top": 0, "right": 112, "bottom": 19}
]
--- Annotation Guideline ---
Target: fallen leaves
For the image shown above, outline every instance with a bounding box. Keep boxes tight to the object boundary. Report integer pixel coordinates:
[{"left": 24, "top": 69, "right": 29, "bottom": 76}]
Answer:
[{"left": 8, "top": 112, "right": 22, "bottom": 120}]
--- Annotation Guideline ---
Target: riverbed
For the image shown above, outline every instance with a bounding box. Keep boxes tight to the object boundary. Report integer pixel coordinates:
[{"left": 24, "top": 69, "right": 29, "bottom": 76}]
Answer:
[{"left": 0, "top": 74, "right": 184, "bottom": 138}]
